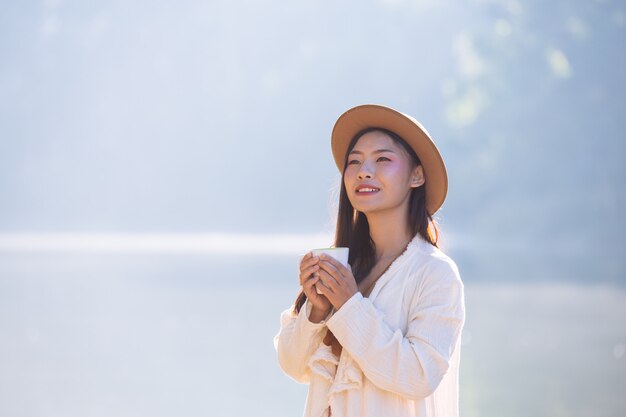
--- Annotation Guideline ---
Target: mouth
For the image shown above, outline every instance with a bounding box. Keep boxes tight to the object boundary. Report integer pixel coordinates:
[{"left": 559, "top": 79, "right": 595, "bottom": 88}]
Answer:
[{"left": 355, "top": 186, "right": 380, "bottom": 195}]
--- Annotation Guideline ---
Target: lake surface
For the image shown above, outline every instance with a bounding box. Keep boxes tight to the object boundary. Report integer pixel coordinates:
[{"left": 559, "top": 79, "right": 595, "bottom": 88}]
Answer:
[{"left": 0, "top": 253, "right": 624, "bottom": 417}]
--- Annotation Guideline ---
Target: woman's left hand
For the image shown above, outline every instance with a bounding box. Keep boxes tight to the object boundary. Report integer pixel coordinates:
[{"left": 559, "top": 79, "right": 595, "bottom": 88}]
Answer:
[{"left": 316, "top": 254, "right": 359, "bottom": 310}]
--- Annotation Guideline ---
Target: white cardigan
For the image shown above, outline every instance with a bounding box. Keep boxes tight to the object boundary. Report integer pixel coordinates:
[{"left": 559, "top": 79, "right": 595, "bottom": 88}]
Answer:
[{"left": 274, "top": 234, "right": 465, "bottom": 417}]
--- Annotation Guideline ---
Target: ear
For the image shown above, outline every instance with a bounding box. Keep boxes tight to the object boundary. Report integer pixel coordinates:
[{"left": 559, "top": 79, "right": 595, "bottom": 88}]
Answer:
[{"left": 410, "top": 165, "right": 425, "bottom": 188}]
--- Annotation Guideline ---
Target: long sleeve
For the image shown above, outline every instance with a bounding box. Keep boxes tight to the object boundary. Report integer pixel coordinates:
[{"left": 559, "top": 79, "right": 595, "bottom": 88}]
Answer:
[
  {"left": 325, "top": 262, "right": 465, "bottom": 400},
  {"left": 273, "top": 300, "right": 332, "bottom": 384}
]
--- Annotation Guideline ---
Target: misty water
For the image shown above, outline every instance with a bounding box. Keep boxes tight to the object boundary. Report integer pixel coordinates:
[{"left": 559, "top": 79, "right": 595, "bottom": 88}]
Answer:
[{"left": 0, "top": 252, "right": 624, "bottom": 417}]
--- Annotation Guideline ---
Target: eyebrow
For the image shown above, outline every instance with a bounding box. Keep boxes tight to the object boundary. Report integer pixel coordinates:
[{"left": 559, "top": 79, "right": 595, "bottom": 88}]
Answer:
[{"left": 348, "top": 148, "right": 396, "bottom": 155}]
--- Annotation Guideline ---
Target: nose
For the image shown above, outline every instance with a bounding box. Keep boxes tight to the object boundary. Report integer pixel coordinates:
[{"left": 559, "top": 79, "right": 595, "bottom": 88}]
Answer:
[{"left": 357, "top": 161, "right": 374, "bottom": 180}]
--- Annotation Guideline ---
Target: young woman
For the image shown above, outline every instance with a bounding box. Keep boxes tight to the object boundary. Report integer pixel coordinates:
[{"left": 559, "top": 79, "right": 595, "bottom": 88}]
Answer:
[{"left": 274, "top": 104, "right": 465, "bottom": 417}]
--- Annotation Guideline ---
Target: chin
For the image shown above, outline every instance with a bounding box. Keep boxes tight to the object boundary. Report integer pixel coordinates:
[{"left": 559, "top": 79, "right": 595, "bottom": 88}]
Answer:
[
  {"left": 351, "top": 199, "right": 407, "bottom": 216},
  {"left": 352, "top": 203, "right": 384, "bottom": 215}
]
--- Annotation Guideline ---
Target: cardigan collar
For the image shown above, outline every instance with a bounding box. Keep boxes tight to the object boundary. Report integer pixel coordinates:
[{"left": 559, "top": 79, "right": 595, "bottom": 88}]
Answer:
[{"left": 368, "top": 233, "right": 432, "bottom": 300}]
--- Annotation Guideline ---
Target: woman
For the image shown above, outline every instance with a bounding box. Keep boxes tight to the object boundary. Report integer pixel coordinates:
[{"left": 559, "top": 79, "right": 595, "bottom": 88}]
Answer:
[{"left": 274, "top": 104, "right": 465, "bottom": 417}]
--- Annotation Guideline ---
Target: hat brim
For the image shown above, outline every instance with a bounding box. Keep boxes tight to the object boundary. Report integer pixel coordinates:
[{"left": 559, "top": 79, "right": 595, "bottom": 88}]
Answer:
[{"left": 331, "top": 104, "right": 448, "bottom": 216}]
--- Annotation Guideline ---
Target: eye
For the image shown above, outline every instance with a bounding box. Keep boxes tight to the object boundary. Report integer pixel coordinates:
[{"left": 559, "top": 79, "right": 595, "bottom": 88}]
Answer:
[
  {"left": 377, "top": 156, "right": 391, "bottom": 162},
  {"left": 347, "top": 159, "right": 361, "bottom": 165}
]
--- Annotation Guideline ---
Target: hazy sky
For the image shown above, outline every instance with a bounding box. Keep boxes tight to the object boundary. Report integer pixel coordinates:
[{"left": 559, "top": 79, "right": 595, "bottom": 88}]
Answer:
[{"left": 1, "top": 0, "right": 624, "bottom": 274}]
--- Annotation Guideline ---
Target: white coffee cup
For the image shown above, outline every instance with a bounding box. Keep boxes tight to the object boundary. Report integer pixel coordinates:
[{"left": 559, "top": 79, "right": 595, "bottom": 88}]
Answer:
[{"left": 311, "top": 247, "right": 349, "bottom": 294}]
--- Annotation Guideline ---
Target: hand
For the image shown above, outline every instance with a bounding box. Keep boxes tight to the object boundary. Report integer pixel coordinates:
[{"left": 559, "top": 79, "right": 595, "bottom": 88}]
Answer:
[
  {"left": 316, "top": 254, "right": 358, "bottom": 310},
  {"left": 299, "top": 252, "right": 332, "bottom": 321}
]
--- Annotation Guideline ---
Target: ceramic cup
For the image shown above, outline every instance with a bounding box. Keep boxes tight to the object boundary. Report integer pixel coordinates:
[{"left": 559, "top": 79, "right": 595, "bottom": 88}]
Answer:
[{"left": 311, "top": 247, "right": 349, "bottom": 294}]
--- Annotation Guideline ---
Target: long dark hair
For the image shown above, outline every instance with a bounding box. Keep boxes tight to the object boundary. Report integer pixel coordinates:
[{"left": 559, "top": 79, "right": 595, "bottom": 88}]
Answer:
[{"left": 294, "top": 127, "right": 440, "bottom": 313}]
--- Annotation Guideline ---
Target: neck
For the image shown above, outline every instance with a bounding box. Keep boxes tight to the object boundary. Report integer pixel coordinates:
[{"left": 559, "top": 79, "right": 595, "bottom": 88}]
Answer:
[{"left": 365, "top": 206, "right": 413, "bottom": 261}]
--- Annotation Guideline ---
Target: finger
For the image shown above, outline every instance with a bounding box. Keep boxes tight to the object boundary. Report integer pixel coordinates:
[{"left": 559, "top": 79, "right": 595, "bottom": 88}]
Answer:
[
  {"left": 302, "top": 274, "right": 319, "bottom": 295},
  {"left": 320, "top": 254, "right": 350, "bottom": 278},
  {"left": 299, "top": 264, "right": 320, "bottom": 285},
  {"left": 316, "top": 277, "right": 334, "bottom": 297},
  {"left": 318, "top": 269, "right": 339, "bottom": 291},
  {"left": 299, "top": 267, "right": 320, "bottom": 286},
  {"left": 319, "top": 259, "right": 343, "bottom": 284},
  {"left": 299, "top": 255, "right": 320, "bottom": 272}
]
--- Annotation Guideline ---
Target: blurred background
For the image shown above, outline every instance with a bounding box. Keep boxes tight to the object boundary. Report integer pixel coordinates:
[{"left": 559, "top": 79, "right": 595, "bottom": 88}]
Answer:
[{"left": 0, "top": 0, "right": 624, "bottom": 416}]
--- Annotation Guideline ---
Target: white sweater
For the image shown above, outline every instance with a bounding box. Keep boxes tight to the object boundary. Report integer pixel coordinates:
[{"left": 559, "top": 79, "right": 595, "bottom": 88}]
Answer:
[{"left": 274, "top": 234, "right": 465, "bottom": 417}]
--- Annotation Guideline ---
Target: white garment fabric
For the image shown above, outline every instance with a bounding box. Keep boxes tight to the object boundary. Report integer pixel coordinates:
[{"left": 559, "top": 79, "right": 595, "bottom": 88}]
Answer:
[{"left": 273, "top": 234, "right": 465, "bottom": 417}]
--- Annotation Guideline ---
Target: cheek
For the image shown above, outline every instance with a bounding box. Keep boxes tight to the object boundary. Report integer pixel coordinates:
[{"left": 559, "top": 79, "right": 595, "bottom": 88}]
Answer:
[
  {"left": 381, "top": 161, "right": 410, "bottom": 180},
  {"left": 343, "top": 166, "right": 358, "bottom": 183}
]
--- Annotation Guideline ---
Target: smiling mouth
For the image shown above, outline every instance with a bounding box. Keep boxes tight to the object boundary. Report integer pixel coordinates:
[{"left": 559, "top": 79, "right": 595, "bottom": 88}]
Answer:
[{"left": 356, "top": 187, "right": 380, "bottom": 194}]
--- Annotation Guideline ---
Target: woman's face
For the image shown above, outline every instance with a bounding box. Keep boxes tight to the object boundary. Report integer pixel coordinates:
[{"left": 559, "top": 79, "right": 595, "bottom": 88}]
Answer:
[{"left": 343, "top": 130, "right": 425, "bottom": 215}]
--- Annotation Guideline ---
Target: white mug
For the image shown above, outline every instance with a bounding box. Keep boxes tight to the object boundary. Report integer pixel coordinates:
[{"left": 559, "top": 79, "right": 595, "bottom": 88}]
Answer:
[{"left": 311, "top": 247, "right": 349, "bottom": 294}]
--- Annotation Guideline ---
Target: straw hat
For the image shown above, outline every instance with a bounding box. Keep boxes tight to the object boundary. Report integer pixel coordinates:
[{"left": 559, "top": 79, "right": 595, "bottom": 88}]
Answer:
[{"left": 331, "top": 104, "right": 448, "bottom": 215}]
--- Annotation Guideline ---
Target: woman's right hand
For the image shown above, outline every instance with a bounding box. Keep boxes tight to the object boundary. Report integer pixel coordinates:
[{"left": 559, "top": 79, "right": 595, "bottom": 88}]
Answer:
[{"left": 299, "top": 252, "right": 332, "bottom": 321}]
